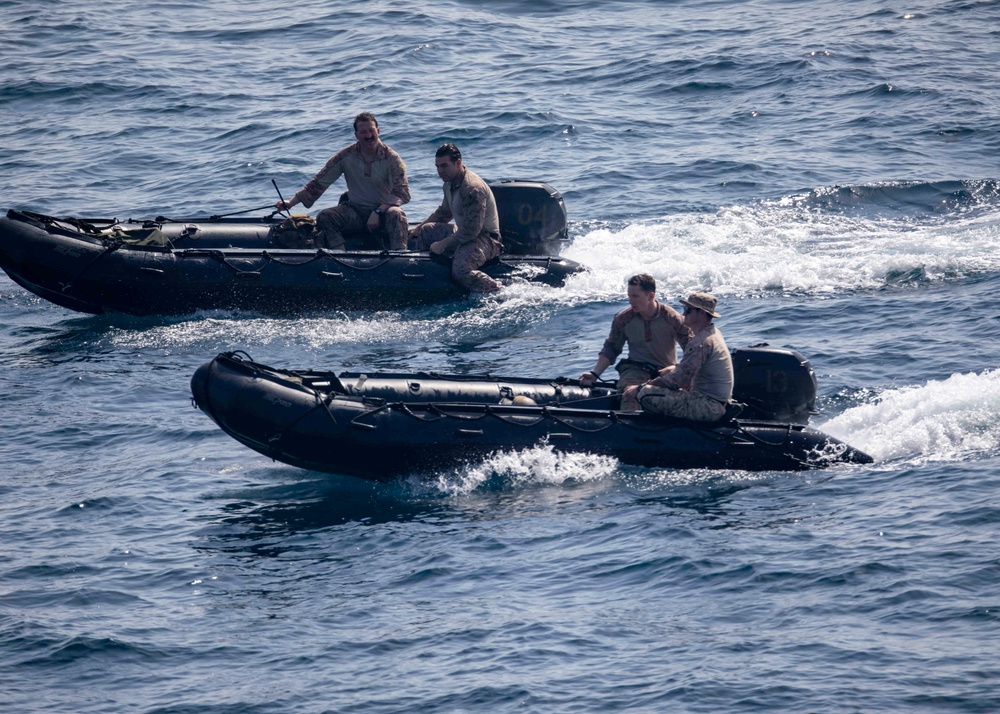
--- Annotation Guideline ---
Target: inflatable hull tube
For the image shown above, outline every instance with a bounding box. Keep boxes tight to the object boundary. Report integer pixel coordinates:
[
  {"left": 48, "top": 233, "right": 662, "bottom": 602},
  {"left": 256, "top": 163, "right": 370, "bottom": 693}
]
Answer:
[
  {"left": 190, "top": 352, "right": 873, "bottom": 481},
  {"left": 0, "top": 182, "right": 581, "bottom": 316}
]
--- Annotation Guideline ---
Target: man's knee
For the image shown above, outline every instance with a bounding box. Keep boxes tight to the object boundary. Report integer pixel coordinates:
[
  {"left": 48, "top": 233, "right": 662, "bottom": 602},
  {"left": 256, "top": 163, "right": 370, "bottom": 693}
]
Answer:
[
  {"left": 638, "top": 385, "right": 680, "bottom": 415},
  {"left": 316, "top": 204, "right": 350, "bottom": 225},
  {"left": 383, "top": 206, "right": 408, "bottom": 249},
  {"left": 616, "top": 365, "right": 652, "bottom": 391},
  {"left": 639, "top": 387, "right": 724, "bottom": 421},
  {"left": 415, "top": 223, "right": 454, "bottom": 250},
  {"left": 316, "top": 205, "right": 353, "bottom": 248}
]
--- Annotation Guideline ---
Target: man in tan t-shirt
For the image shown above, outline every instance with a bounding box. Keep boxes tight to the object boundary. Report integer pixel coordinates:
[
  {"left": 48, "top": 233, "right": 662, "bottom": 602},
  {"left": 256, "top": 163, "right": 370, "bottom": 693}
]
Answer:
[
  {"left": 580, "top": 274, "right": 692, "bottom": 408},
  {"left": 275, "top": 112, "right": 410, "bottom": 249}
]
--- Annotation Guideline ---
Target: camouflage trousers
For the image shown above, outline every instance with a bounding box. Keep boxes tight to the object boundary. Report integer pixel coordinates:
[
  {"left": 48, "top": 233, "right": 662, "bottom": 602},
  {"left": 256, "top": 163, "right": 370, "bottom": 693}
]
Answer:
[
  {"left": 316, "top": 202, "right": 408, "bottom": 250},
  {"left": 615, "top": 361, "right": 662, "bottom": 411},
  {"left": 615, "top": 361, "right": 659, "bottom": 392},
  {"left": 636, "top": 385, "right": 727, "bottom": 422},
  {"left": 414, "top": 223, "right": 504, "bottom": 293}
]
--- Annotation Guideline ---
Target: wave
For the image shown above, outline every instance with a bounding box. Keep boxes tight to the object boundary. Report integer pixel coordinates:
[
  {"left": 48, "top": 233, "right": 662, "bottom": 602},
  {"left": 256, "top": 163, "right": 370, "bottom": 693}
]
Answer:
[
  {"left": 820, "top": 369, "right": 1000, "bottom": 465},
  {"left": 777, "top": 179, "right": 1000, "bottom": 216},
  {"left": 561, "top": 182, "right": 1000, "bottom": 300},
  {"left": 422, "top": 443, "right": 619, "bottom": 496}
]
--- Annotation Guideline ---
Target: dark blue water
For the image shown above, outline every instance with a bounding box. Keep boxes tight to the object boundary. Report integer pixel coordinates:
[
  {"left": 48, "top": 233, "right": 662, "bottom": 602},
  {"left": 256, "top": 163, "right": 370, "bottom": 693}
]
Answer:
[{"left": 3, "top": 1, "right": 1000, "bottom": 711}]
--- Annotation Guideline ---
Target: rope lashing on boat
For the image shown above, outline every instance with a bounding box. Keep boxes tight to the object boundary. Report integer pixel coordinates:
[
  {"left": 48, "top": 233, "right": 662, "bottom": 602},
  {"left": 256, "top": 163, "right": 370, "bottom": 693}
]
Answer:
[
  {"left": 59, "top": 239, "right": 123, "bottom": 293},
  {"left": 348, "top": 401, "right": 394, "bottom": 430},
  {"left": 428, "top": 404, "right": 492, "bottom": 421},
  {"left": 177, "top": 247, "right": 393, "bottom": 276},
  {"left": 317, "top": 393, "right": 339, "bottom": 426},
  {"left": 178, "top": 249, "right": 278, "bottom": 278},
  {"left": 266, "top": 390, "right": 339, "bottom": 447},
  {"left": 61, "top": 216, "right": 108, "bottom": 234},
  {"left": 259, "top": 251, "right": 327, "bottom": 267},
  {"left": 259, "top": 249, "right": 395, "bottom": 271},
  {"left": 315, "top": 248, "right": 393, "bottom": 270},
  {"left": 726, "top": 422, "right": 817, "bottom": 468},
  {"left": 371, "top": 401, "right": 619, "bottom": 434},
  {"left": 17, "top": 211, "right": 110, "bottom": 235},
  {"left": 398, "top": 404, "right": 450, "bottom": 423},
  {"left": 185, "top": 249, "right": 267, "bottom": 278},
  {"left": 542, "top": 408, "right": 618, "bottom": 433}
]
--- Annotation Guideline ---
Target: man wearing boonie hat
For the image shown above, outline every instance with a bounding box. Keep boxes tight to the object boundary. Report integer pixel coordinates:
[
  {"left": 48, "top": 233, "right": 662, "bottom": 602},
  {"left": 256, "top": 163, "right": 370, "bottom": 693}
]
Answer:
[{"left": 623, "top": 292, "right": 734, "bottom": 421}]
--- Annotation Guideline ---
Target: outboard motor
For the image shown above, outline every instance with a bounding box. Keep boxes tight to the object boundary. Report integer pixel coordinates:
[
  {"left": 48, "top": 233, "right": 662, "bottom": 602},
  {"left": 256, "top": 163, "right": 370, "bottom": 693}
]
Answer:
[
  {"left": 731, "top": 345, "right": 818, "bottom": 424},
  {"left": 490, "top": 181, "right": 569, "bottom": 255}
]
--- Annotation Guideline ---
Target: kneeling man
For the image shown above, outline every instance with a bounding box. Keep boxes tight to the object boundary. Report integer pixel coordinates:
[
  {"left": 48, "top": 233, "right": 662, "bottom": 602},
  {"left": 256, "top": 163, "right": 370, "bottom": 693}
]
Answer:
[{"left": 626, "top": 292, "right": 733, "bottom": 421}]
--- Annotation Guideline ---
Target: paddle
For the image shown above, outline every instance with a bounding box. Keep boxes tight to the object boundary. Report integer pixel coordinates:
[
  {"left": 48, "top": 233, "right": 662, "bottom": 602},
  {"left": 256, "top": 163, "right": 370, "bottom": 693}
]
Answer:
[
  {"left": 208, "top": 204, "right": 275, "bottom": 221},
  {"left": 272, "top": 179, "right": 292, "bottom": 218}
]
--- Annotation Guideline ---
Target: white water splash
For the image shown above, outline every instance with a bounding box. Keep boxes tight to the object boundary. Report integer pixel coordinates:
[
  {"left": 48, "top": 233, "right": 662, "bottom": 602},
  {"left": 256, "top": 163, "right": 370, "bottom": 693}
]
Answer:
[
  {"left": 422, "top": 443, "right": 619, "bottom": 496},
  {"left": 561, "top": 204, "right": 1000, "bottom": 300},
  {"left": 820, "top": 369, "right": 1000, "bottom": 464},
  {"left": 101, "top": 202, "right": 1000, "bottom": 364}
]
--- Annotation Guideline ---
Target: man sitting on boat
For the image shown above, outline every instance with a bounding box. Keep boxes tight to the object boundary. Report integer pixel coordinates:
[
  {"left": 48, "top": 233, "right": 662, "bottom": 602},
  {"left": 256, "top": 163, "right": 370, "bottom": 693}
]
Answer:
[
  {"left": 409, "top": 144, "right": 505, "bottom": 293},
  {"left": 579, "top": 273, "right": 692, "bottom": 408},
  {"left": 274, "top": 112, "right": 411, "bottom": 250},
  {"left": 627, "top": 292, "right": 734, "bottom": 421}
]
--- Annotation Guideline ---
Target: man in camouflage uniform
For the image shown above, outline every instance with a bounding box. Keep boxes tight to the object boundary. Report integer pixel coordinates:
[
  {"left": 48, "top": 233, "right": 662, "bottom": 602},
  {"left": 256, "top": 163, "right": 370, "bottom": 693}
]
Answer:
[
  {"left": 629, "top": 292, "right": 734, "bottom": 421},
  {"left": 409, "top": 143, "right": 504, "bottom": 293},
  {"left": 580, "top": 274, "right": 692, "bottom": 409},
  {"left": 275, "top": 112, "right": 410, "bottom": 249}
]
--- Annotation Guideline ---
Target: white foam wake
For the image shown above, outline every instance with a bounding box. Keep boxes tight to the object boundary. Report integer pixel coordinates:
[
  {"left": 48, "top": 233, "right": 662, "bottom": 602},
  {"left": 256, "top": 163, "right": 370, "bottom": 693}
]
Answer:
[
  {"left": 423, "top": 443, "right": 619, "bottom": 496},
  {"left": 560, "top": 204, "right": 1000, "bottom": 300},
  {"left": 819, "top": 369, "right": 1000, "bottom": 464}
]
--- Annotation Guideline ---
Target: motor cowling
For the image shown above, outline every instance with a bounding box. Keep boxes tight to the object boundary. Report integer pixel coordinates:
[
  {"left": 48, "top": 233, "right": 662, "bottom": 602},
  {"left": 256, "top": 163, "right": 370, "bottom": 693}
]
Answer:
[
  {"left": 731, "top": 345, "right": 818, "bottom": 424},
  {"left": 490, "top": 181, "right": 569, "bottom": 255}
]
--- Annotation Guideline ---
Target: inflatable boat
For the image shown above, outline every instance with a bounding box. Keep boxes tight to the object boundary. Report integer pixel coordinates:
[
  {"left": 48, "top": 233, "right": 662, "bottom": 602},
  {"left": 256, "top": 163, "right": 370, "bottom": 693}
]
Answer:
[
  {"left": 189, "top": 346, "right": 873, "bottom": 480},
  {"left": 0, "top": 181, "right": 583, "bottom": 316}
]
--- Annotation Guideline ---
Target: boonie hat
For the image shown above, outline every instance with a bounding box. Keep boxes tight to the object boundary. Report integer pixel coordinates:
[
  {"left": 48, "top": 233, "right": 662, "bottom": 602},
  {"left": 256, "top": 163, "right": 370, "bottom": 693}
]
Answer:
[{"left": 681, "top": 292, "right": 720, "bottom": 318}]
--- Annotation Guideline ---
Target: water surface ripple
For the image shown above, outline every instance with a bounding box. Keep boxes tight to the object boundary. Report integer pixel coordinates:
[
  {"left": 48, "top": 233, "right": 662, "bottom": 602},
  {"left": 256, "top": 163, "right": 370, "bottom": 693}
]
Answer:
[{"left": 2, "top": 1, "right": 1000, "bottom": 712}]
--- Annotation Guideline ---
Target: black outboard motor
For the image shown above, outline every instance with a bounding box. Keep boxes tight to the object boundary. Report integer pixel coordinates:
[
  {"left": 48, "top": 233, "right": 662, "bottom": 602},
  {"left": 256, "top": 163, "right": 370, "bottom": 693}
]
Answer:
[
  {"left": 490, "top": 181, "right": 570, "bottom": 255},
  {"left": 731, "top": 345, "right": 818, "bottom": 424}
]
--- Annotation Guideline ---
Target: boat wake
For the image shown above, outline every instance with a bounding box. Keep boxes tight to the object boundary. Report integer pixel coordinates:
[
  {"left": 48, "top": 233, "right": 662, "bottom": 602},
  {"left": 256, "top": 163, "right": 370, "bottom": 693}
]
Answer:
[
  {"left": 560, "top": 191, "right": 1000, "bottom": 302},
  {"left": 819, "top": 369, "right": 1000, "bottom": 465},
  {"left": 415, "top": 443, "right": 620, "bottom": 497}
]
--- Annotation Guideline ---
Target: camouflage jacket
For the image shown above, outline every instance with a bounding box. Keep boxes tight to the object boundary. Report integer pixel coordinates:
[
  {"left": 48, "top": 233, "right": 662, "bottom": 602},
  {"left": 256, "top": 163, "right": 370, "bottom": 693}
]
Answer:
[
  {"left": 652, "top": 323, "right": 733, "bottom": 402},
  {"left": 426, "top": 168, "right": 500, "bottom": 247},
  {"left": 294, "top": 142, "right": 410, "bottom": 211}
]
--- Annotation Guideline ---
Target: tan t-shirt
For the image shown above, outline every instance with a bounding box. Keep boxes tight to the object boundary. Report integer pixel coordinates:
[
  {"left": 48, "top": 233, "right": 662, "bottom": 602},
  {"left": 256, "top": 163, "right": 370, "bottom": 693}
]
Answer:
[
  {"left": 295, "top": 142, "right": 410, "bottom": 211},
  {"left": 599, "top": 302, "right": 691, "bottom": 369},
  {"left": 657, "top": 323, "right": 734, "bottom": 402}
]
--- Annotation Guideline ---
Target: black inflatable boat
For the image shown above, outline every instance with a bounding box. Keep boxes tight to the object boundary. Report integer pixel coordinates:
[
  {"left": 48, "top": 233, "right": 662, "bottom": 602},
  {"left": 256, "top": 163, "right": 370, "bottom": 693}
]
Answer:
[
  {"left": 0, "top": 181, "right": 583, "bottom": 316},
  {"left": 190, "top": 346, "right": 873, "bottom": 480}
]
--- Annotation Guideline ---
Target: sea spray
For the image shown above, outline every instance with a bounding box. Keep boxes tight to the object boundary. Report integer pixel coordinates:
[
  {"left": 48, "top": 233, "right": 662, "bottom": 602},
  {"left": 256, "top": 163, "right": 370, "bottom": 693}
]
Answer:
[{"left": 820, "top": 369, "right": 1000, "bottom": 464}]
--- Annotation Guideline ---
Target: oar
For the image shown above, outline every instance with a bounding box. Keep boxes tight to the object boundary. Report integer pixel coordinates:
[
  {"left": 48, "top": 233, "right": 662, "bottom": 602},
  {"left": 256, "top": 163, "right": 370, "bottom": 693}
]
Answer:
[
  {"left": 208, "top": 204, "right": 275, "bottom": 221},
  {"left": 272, "top": 179, "right": 292, "bottom": 218}
]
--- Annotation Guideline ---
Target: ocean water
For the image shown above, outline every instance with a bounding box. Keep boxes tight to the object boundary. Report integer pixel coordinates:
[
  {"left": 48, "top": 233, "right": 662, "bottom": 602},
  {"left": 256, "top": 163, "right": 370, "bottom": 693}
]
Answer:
[{"left": 2, "top": 1, "right": 1000, "bottom": 712}]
